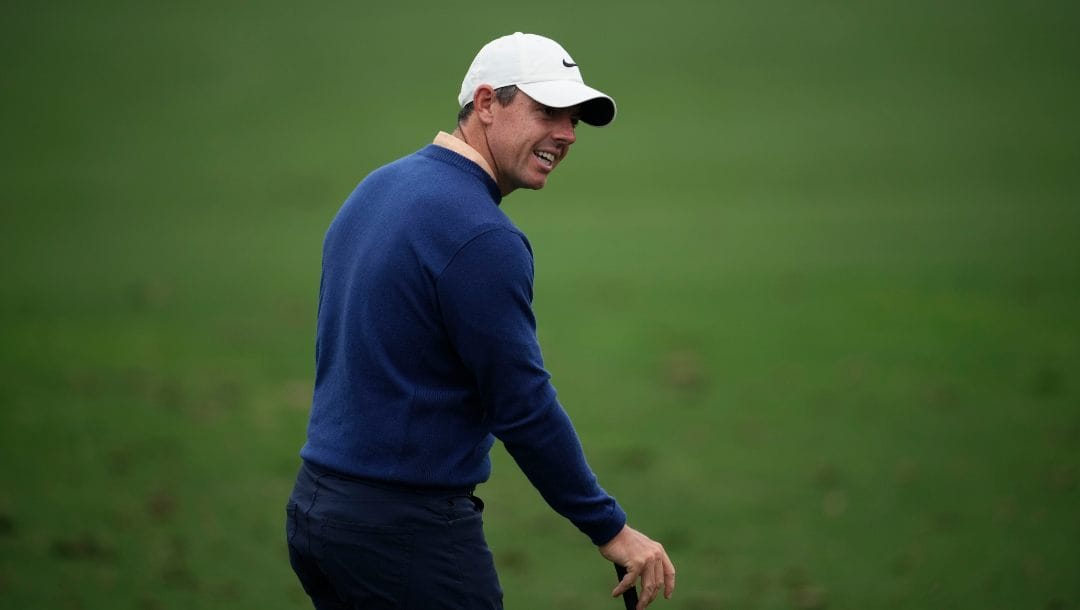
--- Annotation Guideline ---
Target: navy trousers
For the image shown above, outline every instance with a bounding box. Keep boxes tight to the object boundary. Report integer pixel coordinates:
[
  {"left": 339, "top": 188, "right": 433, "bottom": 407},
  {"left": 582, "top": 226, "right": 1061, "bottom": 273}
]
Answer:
[{"left": 286, "top": 461, "right": 503, "bottom": 609}]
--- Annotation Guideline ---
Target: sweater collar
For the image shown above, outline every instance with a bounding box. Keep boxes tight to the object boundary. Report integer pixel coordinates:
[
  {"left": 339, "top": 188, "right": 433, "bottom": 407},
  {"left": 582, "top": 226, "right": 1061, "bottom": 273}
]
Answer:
[{"left": 424, "top": 135, "right": 502, "bottom": 204}]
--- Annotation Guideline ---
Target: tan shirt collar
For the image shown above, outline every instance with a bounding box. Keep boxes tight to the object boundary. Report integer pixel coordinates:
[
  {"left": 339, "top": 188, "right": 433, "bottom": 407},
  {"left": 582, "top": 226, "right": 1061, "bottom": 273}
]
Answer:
[{"left": 432, "top": 131, "right": 496, "bottom": 183}]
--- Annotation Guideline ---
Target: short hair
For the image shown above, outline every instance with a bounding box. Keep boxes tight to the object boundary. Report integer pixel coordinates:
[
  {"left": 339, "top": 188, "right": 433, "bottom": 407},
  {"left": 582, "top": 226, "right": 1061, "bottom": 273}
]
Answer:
[{"left": 456, "top": 85, "right": 519, "bottom": 123}]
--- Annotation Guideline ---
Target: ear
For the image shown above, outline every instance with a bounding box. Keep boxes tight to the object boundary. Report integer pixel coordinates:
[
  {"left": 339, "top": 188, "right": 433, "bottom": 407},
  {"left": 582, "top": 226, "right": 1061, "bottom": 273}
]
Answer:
[{"left": 472, "top": 85, "right": 496, "bottom": 125}]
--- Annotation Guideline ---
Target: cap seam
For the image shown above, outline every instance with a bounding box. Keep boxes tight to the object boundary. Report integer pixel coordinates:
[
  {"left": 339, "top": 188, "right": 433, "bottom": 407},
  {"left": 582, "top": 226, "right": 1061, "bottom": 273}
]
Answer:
[{"left": 517, "top": 78, "right": 588, "bottom": 85}]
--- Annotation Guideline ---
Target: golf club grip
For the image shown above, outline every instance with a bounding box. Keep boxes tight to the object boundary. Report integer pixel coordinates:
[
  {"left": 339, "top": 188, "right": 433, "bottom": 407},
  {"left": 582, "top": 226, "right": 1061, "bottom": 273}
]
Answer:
[{"left": 614, "top": 563, "right": 638, "bottom": 609}]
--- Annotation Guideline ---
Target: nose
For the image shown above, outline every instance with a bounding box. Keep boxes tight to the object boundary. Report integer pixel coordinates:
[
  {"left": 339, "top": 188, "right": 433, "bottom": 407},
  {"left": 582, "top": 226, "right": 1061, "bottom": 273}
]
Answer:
[{"left": 554, "top": 115, "right": 576, "bottom": 146}]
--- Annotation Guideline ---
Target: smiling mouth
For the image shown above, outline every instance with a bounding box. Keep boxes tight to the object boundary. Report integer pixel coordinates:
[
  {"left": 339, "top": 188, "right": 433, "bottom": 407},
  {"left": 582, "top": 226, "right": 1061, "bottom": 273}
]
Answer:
[{"left": 534, "top": 150, "right": 556, "bottom": 168}]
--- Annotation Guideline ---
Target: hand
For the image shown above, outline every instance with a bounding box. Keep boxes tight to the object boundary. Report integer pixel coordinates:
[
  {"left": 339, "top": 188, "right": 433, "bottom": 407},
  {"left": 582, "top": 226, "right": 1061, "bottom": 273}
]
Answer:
[{"left": 599, "top": 524, "right": 676, "bottom": 609}]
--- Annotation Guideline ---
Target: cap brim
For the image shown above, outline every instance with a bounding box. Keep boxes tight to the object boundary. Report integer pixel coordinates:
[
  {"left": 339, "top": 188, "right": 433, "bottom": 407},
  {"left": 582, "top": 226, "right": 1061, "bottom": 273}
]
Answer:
[{"left": 517, "top": 81, "right": 617, "bottom": 127}]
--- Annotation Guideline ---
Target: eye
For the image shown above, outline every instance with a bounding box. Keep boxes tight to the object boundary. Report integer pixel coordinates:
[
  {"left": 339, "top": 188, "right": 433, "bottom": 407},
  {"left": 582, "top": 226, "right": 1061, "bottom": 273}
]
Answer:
[{"left": 539, "top": 104, "right": 579, "bottom": 128}]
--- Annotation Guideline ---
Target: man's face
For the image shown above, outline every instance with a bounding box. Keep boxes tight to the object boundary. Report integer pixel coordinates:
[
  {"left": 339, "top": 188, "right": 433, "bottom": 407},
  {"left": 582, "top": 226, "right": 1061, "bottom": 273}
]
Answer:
[{"left": 486, "top": 92, "right": 580, "bottom": 195}]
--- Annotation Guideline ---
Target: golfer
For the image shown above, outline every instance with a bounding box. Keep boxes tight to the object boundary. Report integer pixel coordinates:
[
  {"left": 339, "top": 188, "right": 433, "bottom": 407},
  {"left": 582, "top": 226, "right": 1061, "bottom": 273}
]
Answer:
[{"left": 285, "top": 32, "right": 676, "bottom": 609}]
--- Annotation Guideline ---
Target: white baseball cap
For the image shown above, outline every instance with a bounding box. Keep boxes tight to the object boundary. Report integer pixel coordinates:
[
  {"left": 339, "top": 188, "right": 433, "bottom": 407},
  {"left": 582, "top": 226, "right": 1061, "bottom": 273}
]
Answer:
[{"left": 458, "top": 32, "right": 617, "bottom": 127}]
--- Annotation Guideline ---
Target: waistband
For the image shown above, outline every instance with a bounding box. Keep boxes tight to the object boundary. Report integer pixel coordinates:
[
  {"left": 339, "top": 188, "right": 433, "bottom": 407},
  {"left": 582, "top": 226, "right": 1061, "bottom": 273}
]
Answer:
[{"left": 301, "top": 459, "right": 476, "bottom": 498}]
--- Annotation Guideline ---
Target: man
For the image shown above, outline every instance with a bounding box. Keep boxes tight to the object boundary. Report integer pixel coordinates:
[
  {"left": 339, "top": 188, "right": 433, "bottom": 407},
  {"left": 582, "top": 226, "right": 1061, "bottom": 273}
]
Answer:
[{"left": 286, "top": 32, "right": 676, "bottom": 609}]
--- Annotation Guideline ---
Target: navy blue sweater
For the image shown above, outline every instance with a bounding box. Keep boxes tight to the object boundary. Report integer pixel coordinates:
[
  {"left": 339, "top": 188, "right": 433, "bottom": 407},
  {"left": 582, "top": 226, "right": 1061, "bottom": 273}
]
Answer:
[{"left": 300, "top": 144, "right": 626, "bottom": 545}]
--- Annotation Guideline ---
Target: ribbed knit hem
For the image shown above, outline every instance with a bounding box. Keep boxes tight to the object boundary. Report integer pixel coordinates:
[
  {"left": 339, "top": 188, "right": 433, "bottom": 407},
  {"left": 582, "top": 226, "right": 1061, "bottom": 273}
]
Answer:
[{"left": 584, "top": 502, "right": 628, "bottom": 546}]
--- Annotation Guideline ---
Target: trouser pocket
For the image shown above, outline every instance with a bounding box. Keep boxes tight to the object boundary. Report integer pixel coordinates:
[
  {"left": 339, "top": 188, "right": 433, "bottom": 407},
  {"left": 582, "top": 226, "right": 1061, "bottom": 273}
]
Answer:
[{"left": 317, "top": 519, "right": 414, "bottom": 609}]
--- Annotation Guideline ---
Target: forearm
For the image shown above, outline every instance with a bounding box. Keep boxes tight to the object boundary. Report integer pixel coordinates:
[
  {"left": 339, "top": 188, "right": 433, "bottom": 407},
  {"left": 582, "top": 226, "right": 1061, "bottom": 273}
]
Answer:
[{"left": 495, "top": 397, "right": 626, "bottom": 546}]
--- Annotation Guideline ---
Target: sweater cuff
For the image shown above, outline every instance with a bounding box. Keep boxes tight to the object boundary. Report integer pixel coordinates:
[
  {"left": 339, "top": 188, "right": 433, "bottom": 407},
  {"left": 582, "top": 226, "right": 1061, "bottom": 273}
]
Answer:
[{"left": 584, "top": 502, "right": 628, "bottom": 546}]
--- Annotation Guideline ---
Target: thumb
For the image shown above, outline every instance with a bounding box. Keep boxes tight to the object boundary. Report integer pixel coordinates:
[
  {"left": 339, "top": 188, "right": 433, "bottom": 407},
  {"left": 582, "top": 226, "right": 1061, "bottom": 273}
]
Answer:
[{"left": 612, "top": 563, "right": 638, "bottom": 597}]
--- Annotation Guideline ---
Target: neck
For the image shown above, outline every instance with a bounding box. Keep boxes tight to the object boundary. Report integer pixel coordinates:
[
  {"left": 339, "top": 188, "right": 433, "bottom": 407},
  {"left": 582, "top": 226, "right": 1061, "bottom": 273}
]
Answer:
[{"left": 454, "top": 123, "right": 511, "bottom": 196}]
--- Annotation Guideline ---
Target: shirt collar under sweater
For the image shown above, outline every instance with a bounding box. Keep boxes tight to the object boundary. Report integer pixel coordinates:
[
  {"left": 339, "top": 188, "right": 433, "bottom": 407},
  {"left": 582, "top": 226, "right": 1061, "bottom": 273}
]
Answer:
[{"left": 432, "top": 131, "right": 495, "bottom": 181}]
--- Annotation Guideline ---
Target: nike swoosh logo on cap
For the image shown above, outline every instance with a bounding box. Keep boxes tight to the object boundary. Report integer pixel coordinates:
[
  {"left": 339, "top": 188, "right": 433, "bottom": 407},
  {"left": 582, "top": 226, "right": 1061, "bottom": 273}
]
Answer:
[{"left": 562, "top": 59, "right": 578, "bottom": 68}]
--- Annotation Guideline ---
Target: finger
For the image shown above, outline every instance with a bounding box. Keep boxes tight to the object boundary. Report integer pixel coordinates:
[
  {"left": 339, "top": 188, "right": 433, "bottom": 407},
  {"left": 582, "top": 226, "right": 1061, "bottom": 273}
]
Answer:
[
  {"left": 637, "top": 559, "right": 661, "bottom": 609},
  {"left": 612, "top": 568, "right": 637, "bottom": 597},
  {"left": 613, "top": 563, "right": 639, "bottom": 609},
  {"left": 643, "top": 552, "right": 660, "bottom": 600},
  {"left": 663, "top": 554, "right": 676, "bottom": 599}
]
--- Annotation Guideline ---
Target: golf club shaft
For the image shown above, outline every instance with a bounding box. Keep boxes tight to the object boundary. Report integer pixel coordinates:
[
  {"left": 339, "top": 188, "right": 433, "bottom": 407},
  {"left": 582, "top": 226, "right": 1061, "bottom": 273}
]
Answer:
[{"left": 614, "top": 563, "right": 638, "bottom": 610}]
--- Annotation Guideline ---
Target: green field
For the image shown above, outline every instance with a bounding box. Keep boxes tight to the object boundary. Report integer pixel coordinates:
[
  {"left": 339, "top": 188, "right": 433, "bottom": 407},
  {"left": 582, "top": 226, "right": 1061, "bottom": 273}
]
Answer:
[{"left": 2, "top": 1, "right": 1078, "bottom": 609}]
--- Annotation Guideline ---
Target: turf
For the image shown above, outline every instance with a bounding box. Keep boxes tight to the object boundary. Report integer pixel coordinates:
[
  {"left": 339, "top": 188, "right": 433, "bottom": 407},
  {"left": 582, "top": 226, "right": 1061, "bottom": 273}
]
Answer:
[{"left": 2, "top": 1, "right": 1078, "bottom": 608}]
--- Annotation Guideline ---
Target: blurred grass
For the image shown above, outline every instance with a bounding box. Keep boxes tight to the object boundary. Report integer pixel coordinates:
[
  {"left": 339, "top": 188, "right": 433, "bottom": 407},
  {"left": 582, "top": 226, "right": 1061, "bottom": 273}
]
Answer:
[{"left": 2, "top": 1, "right": 1079, "bottom": 609}]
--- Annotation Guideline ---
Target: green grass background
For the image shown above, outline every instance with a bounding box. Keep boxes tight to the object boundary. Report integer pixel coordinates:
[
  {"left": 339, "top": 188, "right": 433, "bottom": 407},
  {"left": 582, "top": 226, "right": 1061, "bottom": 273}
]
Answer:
[{"left": 2, "top": 1, "right": 1078, "bottom": 608}]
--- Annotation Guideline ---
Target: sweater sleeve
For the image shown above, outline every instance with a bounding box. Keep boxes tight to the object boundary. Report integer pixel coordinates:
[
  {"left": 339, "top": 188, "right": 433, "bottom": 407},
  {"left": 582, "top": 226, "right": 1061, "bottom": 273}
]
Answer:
[{"left": 436, "top": 228, "right": 627, "bottom": 546}]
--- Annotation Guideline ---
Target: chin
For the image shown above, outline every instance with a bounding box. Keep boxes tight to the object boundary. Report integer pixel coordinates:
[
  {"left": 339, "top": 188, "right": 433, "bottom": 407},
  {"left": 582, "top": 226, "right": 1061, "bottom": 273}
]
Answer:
[{"left": 512, "top": 172, "right": 549, "bottom": 191}]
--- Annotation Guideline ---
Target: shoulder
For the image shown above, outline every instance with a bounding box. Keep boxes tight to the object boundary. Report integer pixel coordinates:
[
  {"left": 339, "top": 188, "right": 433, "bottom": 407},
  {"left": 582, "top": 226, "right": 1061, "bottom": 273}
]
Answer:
[
  {"left": 436, "top": 227, "right": 536, "bottom": 300},
  {"left": 460, "top": 226, "right": 532, "bottom": 258}
]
